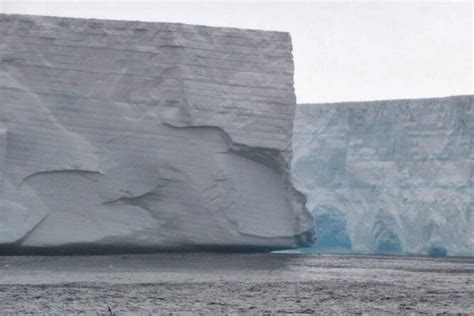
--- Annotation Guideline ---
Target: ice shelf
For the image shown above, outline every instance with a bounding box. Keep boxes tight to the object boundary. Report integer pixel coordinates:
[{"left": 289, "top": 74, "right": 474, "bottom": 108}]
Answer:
[
  {"left": 293, "top": 96, "right": 473, "bottom": 256},
  {"left": 0, "top": 14, "right": 314, "bottom": 254}
]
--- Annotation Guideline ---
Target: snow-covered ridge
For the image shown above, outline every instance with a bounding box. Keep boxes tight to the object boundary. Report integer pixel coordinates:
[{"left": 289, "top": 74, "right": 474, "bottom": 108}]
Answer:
[
  {"left": 293, "top": 95, "right": 473, "bottom": 256},
  {"left": 0, "top": 14, "right": 314, "bottom": 254}
]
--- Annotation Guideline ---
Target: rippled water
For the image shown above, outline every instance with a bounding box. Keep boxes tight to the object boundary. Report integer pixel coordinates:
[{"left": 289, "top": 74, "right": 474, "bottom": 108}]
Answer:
[{"left": 0, "top": 253, "right": 473, "bottom": 314}]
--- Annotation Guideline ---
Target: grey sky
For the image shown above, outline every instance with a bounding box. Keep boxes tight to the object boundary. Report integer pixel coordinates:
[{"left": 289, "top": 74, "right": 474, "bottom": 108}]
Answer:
[{"left": 1, "top": 1, "right": 472, "bottom": 103}]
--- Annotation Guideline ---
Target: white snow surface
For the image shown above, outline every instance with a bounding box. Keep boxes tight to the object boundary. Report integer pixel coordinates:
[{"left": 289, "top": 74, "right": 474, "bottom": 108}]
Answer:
[
  {"left": 293, "top": 96, "right": 473, "bottom": 256},
  {"left": 0, "top": 14, "right": 314, "bottom": 253}
]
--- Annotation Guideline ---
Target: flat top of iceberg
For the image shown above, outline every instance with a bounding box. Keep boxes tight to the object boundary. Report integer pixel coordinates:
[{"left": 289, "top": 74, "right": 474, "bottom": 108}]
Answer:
[{"left": 0, "top": 13, "right": 292, "bottom": 37}]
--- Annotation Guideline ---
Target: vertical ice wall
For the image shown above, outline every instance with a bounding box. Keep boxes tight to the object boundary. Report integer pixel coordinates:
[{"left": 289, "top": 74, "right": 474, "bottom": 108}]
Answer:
[
  {"left": 0, "top": 14, "right": 314, "bottom": 253},
  {"left": 294, "top": 96, "right": 473, "bottom": 256}
]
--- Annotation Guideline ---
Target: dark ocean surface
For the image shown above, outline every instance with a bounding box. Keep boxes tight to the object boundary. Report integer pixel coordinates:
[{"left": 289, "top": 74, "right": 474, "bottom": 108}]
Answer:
[{"left": 0, "top": 253, "right": 473, "bottom": 314}]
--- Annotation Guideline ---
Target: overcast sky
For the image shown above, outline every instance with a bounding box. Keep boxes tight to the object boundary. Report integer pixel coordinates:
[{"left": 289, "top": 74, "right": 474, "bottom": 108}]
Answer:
[{"left": 1, "top": 1, "right": 472, "bottom": 103}]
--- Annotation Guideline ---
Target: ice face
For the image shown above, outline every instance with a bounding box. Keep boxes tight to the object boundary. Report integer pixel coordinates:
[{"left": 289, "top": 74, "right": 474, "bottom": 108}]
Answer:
[
  {"left": 293, "top": 96, "right": 474, "bottom": 256},
  {"left": 0, "top": 14, "right": 314, "bottom": 254}
]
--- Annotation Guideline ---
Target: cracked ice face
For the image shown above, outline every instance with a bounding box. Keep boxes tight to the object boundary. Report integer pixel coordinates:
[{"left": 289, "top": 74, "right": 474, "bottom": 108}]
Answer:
[{"left": 293, "top": 96, "right": 474, "bottom": 256}]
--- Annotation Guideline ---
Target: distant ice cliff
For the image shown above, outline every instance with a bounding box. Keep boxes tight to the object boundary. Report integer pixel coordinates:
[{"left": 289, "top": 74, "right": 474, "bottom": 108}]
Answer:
[{"left": 293, "top": 95, "right": 473, "bottom": 256}]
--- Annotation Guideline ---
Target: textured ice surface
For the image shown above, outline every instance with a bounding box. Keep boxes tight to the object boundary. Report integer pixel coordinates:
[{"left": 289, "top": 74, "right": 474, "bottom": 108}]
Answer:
[
  {"left": 0, "top": 14, "right": 314, "bottom": 253},
  {"left": 293, "top": 96, "right": 473, "bottom": 256}
]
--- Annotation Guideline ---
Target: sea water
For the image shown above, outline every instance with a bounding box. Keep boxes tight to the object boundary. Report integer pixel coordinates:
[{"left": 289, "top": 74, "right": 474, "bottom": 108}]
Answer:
[{"left": 0, "top": 253, "right": 472, "bottom": 314}]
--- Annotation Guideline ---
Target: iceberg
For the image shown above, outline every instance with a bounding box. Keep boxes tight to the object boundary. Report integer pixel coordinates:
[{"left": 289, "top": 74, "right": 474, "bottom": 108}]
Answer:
[
  {"left": 293, "top": 96, "right": 473, "bottom": 256},
  {"left": 0, "top": 14, "right": 314, "bottom": 254}
]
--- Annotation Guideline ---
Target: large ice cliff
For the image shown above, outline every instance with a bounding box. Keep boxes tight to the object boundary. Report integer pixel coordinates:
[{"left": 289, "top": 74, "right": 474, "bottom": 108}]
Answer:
[
  {"left": 293, "top": 96, "right": 473, "bottom": 256},
  {"left": 0, "top": 14, "right": 314, "bottom": 254}
]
